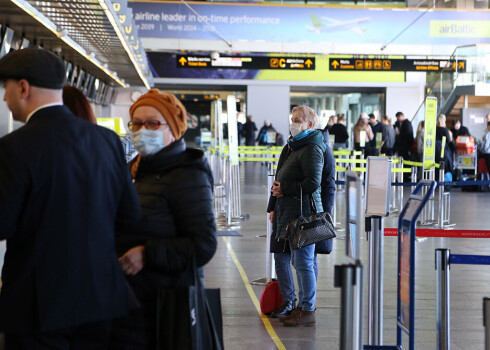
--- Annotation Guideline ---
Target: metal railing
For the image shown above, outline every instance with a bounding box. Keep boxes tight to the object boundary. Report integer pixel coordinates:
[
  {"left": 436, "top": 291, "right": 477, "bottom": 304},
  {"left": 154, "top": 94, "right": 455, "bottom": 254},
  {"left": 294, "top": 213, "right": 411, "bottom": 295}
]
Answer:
[{"left": 410, "top": 44, "right": 490, "bottom": 129}]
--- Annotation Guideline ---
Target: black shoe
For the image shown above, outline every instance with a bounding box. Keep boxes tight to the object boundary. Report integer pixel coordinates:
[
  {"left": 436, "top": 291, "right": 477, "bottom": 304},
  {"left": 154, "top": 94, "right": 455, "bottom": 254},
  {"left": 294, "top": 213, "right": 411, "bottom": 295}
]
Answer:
[{"left": 271, "top": 301, "right": 296, "bottom": 318}]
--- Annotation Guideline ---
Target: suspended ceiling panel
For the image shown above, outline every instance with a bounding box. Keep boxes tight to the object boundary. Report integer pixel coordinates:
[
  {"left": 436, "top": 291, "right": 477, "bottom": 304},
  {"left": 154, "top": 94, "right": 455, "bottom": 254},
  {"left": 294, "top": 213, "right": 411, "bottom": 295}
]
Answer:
[{"left": 0, "top": 0, "right": 149, "bottom": 87}]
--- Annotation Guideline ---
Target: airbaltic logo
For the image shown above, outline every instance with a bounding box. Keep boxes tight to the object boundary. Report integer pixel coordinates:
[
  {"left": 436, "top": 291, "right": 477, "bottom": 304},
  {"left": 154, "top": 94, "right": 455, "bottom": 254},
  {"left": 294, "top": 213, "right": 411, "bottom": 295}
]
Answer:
[{"left": 430, "top": 21, "right": 490, "bottom": 37}]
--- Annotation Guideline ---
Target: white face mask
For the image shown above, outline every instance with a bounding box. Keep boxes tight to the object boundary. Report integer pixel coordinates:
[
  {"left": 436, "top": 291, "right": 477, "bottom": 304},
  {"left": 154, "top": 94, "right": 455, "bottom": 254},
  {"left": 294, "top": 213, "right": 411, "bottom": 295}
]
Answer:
[
  {"left": 131, "top": 128, "right": 169, "bottom": 156},
  {"left": 290, "top": 122, "right": 303, "bottom": 137}
]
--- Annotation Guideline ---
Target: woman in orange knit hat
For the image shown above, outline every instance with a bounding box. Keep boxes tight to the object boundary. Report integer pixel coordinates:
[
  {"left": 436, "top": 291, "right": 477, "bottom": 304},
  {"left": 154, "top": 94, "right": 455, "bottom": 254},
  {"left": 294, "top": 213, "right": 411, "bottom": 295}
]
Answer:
[{"left": 109, "top": 89, "right": 218, "bottom": 350}]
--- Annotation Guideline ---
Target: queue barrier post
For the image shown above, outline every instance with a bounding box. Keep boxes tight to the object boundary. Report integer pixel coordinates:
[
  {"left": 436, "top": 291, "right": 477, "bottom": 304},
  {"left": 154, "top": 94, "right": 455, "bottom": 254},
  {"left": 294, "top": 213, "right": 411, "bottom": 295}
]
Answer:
[
  {"left": 390, "top": 162, "right": 398, "bottom": 213},
  {"left": 421, "top": 167, "right": 436, "bottom": 225},
  {"left": 335, "top": 263, "right": 364, "bottom": 350},
  {"left": 484, "top": 297, "right": 490, "bottom": 350},
  {"left": 438, "top": 163, "right": 445, "bottom": 230},
  {"left": 397, "top": 158, "right": 404, "bottom": 210},
  {"left": 333, "top": 166, "right": 342, "bottom": 229},
  {"left": 367, "top": 217, "right": 384, "bottom": 346},
  {"left": 251, "top": 161, "right": 276, "bottom": 285},
  {"left": 435, "top": 252, "right": 490, "bottom": 350},
  {"left": 435, "top": 248, "right": 450, "bottom": 350},
  {"left": 411, "top": 164, "right": 417, "bottom": 194}
]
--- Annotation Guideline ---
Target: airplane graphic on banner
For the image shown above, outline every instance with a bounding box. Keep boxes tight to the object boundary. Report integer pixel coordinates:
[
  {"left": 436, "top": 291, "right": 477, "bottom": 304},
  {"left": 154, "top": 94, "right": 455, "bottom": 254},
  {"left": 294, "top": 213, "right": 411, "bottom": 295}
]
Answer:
[{"left": 306, "top": 14, "right": 370, "bottom": 35}]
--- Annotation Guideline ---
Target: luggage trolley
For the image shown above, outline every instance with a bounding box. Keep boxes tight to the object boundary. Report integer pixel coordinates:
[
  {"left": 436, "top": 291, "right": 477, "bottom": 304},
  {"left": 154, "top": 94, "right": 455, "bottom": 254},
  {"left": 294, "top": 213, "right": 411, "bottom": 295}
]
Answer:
[{"left": 453, "top": 148, "right": 477, "bottom": 176}]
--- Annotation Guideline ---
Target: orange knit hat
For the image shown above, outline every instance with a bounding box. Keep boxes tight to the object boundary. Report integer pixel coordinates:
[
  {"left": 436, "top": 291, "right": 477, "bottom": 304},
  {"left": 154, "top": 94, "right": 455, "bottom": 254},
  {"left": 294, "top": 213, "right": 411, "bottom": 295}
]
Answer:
[{"left": 129, "top": 89, "right": 187, "bottom": 139}]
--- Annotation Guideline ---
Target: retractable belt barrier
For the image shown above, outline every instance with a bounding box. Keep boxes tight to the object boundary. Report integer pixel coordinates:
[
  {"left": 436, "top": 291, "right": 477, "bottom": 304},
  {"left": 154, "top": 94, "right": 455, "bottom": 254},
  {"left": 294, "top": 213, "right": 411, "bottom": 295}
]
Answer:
[
  {"left": 335, "top": 179, "right": 490, "bottom": 187},
  {"left": 384, "top": 228, "right": 490, "bottom": 238},
  {"left": 210, "top": 147, "right": 442, "bottom": 173},
  {"left": 435, "top": 248, "right": 490, "bottom": 350}
]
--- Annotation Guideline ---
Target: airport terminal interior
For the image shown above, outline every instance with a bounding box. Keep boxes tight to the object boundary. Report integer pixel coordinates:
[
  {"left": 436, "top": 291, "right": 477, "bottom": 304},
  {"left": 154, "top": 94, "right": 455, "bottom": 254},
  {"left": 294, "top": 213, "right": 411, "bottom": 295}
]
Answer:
[{"left": 1, "top": 0, "right": 490, "bottom": 349}]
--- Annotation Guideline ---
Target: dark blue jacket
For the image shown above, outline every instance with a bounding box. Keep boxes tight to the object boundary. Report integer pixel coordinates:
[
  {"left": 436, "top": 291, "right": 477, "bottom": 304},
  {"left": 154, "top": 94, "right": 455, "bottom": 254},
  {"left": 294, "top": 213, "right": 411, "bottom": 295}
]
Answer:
[{"left": 0, "top": 105, "right": 140, "bottom": 332}]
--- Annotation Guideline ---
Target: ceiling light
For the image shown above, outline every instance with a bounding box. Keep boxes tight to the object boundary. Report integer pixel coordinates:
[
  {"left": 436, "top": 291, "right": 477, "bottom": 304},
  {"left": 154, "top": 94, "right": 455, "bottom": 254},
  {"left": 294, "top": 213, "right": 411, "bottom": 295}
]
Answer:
[
  {"left": 11, "top": 0, "right": 127, "bottom": 88},
  {"left": 98, "top": 0, "right": 150, "bottom": 89}
]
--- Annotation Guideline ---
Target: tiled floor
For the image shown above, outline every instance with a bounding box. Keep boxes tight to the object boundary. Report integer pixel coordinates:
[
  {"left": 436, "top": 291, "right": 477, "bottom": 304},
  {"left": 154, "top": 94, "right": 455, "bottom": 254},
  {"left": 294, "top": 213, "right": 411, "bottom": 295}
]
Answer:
[{"left": 205, "top": 161, "right": 490, "bottom": 350}]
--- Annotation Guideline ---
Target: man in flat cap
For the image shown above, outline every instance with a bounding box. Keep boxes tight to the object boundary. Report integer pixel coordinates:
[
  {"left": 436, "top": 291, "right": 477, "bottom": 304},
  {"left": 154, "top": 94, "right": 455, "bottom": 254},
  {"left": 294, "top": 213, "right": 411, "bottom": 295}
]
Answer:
[{"left": 0, "top": 48, "right": 140, "bottom": 348}]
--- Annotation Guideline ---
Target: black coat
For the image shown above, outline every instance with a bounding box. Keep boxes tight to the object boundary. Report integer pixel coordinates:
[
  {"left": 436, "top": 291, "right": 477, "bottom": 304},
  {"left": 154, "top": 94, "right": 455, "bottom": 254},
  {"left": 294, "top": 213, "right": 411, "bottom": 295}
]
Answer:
[
  {"left": 110, "top": 138, "right": 217, "bottom": 350},
  {"left": 436, "top": 126, "right": 456, "bottom": 153},
  {"left": 242, "top": 121, "right": 258, "bottom": 146},
  {"left": 329, "top": 123, "right": 349, "bottom": 144},
  {"left": 267, "top": 131, "right": 330, "bottom": 254},
  {"left": 394, "top": 119, "right": 414, "bottom": 159},
  {"left": 0, "top": 105, "right": 140, "bottom": 333}
]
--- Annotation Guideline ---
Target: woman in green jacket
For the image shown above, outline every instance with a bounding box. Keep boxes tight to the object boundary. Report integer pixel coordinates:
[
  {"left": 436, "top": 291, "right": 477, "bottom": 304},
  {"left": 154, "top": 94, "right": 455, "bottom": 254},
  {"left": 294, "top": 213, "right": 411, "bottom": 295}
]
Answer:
[{"left": 270, "top": 105, "right": 325, "bottom": 327}]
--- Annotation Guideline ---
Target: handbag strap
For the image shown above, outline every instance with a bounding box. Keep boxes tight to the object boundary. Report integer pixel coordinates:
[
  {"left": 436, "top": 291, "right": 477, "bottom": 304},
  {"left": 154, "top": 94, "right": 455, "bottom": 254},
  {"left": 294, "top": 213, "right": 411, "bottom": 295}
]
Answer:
[{"left": 298, "top": 185, "right": 303, "bottom": 217}]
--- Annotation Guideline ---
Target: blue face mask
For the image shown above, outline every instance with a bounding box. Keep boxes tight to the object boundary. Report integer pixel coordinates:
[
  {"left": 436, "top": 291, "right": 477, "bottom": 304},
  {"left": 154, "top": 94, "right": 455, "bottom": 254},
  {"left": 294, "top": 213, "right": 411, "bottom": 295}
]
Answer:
[{"left": 130, "top": 129, "right": 165, "bottom": 157}]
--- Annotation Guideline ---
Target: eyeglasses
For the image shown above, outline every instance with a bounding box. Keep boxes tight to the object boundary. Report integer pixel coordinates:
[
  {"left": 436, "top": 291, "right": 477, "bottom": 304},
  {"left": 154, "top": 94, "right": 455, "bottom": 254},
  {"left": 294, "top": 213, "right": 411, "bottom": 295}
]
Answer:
[{"left": 128, "top": 120, "right": 168, "bottom": 131}]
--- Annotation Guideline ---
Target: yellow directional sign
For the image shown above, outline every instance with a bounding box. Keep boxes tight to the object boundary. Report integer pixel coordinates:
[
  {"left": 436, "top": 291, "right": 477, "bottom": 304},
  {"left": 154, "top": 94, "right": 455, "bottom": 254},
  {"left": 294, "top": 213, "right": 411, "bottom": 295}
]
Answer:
[
  {"left": 179, "top": 57, "right": 187, "bottom": 66},
  {"left": 177, "top": 55, "right": 315, "bottom": 70},
  {"left": 329, "top": 58, "right": 466, "bottom": 72}
]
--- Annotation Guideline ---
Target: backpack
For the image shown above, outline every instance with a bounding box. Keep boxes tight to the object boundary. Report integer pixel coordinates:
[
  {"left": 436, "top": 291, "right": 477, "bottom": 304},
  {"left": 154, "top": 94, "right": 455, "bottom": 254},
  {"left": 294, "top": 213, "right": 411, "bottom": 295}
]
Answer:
[{"left": 259, "top": 281, "right": 282, "bottom": 314}]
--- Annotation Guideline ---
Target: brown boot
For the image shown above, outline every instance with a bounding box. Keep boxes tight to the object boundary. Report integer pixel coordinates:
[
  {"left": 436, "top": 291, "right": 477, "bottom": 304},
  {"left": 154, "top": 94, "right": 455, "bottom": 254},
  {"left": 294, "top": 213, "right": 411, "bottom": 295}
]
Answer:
[
  {"left": 279, "top": 307, "right": 302, "bottom": 323},
  {"left": 283, "top": 309, "right": 316, "bottom": 327}
]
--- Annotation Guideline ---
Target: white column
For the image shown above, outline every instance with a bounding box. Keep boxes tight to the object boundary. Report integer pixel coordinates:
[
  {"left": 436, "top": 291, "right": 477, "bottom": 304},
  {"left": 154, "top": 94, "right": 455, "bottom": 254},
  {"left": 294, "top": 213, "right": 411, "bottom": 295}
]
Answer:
[{"left": 247, "top": 85, "right": 290, "bottom": 142}]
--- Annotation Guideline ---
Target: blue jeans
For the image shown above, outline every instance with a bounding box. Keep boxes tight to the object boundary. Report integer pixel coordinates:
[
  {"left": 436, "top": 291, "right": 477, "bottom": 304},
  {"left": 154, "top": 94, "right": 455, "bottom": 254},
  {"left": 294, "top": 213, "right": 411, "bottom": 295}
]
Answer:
[
  {"left": 291, "top": 244, "right": 317, "bottom": 311},
  {"left": 274, "top": 251, "right": 319, "bottom": 307}
]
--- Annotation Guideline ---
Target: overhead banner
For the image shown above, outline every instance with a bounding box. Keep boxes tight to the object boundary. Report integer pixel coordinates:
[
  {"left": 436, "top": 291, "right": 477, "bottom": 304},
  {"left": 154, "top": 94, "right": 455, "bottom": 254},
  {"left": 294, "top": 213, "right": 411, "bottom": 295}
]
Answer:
[
  {"left": 423, "top": 97, "right": 438, "bottom": 169},
  {"left": 129, "top": 1, "right": 490, "bottom": 46}
]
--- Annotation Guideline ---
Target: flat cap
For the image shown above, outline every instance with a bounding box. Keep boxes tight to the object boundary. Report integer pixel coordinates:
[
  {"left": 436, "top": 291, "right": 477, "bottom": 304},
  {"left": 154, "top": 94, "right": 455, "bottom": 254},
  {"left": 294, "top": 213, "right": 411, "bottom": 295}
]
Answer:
[{"left": 0, "top": 48, "right": 65, "bottom": 89}]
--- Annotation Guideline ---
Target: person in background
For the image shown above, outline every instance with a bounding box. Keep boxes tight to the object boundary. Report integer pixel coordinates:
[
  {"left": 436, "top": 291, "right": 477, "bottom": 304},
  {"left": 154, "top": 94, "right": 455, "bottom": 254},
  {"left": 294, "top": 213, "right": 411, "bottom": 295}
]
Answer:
[
  {"left": 451, "top": 119, "right": 470, "bottom": 140},
  {"left": 486, "top": 114, "right": 490, "bottom": 124},
  {"left": 0, "top": 48, "right": 140, "bottom": 349},
  {"left": 267, "top": 105, "right": 325, "bottom": 327},
  {"left": 416, "top": 120, "right": 425, "bottom": 161},
  {"left": 109, "top": 90, "right": 217, "bottom": 349},
  {"left": 62, "top": 85, "right": 96, "bottom": 124},
  {"left": 201, "top": 114, "right": 211, "bottom": 130},
  {"left": 353, "top": 113, "right": 374, "bottom": 155},
  {"left": 393, "top": 111, "right": 414, "bottom": 160},
  {"left": 368, "top": 113, "right": 382, "bottom": 156},
  {"left": 482, "top": 121, "right": 490, "bottom": 173},
  {"left": 380, "top": 115, "right": 395, "bottom": 156},
  {"left": 325, "top": 114, "right": 337, "bottom": 131},
  {"left": 242, "top": 115, "right": 258, "bottom": 146},
  {"left": 237, "top": 114, "right": 243, "bottom": 146},
  {"left": 436, "top": 114, "right": 455, "bottom": 154},
  {"left": 256, "top": 120, "right": 277, "bottom": 146},
  {"left": 329, "top": 113, "right": 349, "bottom": 150},
  {"left": 63, "top": 85, "right": 138, "bottom": 162}
]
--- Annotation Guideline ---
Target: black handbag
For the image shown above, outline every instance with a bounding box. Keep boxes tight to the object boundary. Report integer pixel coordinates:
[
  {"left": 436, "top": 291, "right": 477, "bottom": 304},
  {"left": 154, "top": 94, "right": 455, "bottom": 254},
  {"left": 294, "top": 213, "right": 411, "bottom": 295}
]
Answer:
[
  {"left": 156, "top": 257, "right": 223, "bottom": 350},
  {"left": 286, "top": 186, "right": 336, "bottom": 250}
]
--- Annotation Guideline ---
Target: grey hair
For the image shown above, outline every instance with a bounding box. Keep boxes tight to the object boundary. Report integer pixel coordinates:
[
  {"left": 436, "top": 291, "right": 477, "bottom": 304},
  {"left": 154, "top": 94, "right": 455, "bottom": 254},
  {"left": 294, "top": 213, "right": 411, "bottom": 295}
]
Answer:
[{"left": 292, "top": 105, "right": 319, "bottom": 129}]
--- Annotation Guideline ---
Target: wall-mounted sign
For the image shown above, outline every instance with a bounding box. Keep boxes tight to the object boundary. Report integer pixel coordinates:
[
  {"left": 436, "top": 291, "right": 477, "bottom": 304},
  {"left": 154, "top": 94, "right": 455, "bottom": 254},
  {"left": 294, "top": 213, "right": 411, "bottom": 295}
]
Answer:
[
  {"left": 329, "top": 58, "right": 466, "bottom": 72},
  {"left": 177, "top": 55, "right": 315, "bottom": 70}
]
